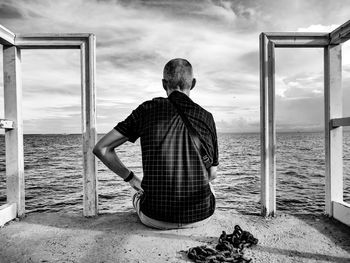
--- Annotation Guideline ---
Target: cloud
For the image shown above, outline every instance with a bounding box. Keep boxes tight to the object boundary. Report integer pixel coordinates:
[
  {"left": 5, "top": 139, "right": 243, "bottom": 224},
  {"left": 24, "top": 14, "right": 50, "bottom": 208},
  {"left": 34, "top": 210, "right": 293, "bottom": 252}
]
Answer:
[
  {"left": 238, "top": 50, "right": 259, "bottom": 72},
  {"left": 281, "top": 72, "right": 323, "bottom": 98},
  {"left": 276, "top": 96, "right": 324, "bottom": 131},
  {"left": 297, "top": 24, "right": 339, "bottom": 32},
  {"left": 0, "top": 2, "right": 26, "bottom": 19},
  {"left": 98, "top": 0, "right": 238, "bottom": 25},
  {"left": 24, "top": 116, "right": 81, "bottom": 134},
  {"left": 0, "top": 1, "right": 42, "bottom": 21},
  {"left": 1, "top": 0, "right": 350, "bottom": 134}
]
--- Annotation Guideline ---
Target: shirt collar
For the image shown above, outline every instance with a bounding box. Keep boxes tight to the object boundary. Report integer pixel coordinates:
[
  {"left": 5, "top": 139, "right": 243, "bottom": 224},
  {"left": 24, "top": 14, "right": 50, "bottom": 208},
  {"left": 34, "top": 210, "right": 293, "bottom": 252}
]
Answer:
[{"left": 168, "top": 90, "right": 193, "bottom": 104}]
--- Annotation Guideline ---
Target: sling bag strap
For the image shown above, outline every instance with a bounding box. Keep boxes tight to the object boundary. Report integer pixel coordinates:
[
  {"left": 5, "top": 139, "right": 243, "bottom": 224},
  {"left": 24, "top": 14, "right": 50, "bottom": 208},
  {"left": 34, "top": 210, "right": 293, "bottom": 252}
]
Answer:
[{"left": 168, "top": 96, "right": 212, "bottom": 169}]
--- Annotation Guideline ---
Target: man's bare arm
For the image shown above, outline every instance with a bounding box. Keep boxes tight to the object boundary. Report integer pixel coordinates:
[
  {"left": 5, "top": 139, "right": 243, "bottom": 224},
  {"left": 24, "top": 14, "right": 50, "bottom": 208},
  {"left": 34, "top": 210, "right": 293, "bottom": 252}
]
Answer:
[
  {"left": 209, "top": 166, "right": 217, "bottom": 182},
  {"left": 93, "top": 129, "right": 142, "bottom": 191}
]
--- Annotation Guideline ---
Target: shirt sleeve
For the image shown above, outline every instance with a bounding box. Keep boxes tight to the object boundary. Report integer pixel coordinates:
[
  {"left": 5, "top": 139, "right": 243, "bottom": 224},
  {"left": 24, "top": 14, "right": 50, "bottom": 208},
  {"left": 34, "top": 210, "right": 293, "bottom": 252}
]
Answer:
[
  {"left": 114, "top": 103, "right": 145, "bottom": 143},
  {"left": 211, "top": 115, "right": 219, "bottom": 166}
]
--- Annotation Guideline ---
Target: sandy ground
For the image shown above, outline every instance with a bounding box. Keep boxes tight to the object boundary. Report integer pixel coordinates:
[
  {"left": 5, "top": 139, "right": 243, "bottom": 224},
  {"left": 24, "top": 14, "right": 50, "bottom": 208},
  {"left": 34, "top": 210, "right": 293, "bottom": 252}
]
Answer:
[{"left": 0, "top": 210, "right": 350, "bottom": 263}]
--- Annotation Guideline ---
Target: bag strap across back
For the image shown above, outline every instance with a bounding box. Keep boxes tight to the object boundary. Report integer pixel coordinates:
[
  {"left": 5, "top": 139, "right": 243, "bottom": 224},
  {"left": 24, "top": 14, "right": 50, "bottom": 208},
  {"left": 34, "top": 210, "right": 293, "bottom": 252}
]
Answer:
[{"left": 168, "top": 95, "right": 212, "bottom": 169}]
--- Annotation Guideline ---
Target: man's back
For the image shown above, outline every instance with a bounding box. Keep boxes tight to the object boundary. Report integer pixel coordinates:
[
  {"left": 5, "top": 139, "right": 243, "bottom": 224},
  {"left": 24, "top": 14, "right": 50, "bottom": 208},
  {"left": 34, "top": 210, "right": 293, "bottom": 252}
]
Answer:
[
  {"left": 94, "top": 58, "right": 219, "bottom": 229},
  {"left": 115, "top": 90, "right": 218, "bottom": 223}
]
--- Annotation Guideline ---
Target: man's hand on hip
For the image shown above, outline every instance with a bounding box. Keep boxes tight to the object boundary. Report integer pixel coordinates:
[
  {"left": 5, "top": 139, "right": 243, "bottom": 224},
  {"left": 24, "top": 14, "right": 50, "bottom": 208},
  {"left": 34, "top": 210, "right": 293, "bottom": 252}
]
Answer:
[{"left": 129, "top": 175, "right": 143, "bottom": 192}]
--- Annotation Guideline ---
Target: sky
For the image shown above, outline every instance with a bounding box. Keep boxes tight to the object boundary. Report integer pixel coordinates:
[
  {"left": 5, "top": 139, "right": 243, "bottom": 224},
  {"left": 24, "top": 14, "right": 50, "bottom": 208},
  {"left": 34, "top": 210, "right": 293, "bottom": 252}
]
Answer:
[{"left": 0, "top": 0, "right": 350, "bottom": 134}]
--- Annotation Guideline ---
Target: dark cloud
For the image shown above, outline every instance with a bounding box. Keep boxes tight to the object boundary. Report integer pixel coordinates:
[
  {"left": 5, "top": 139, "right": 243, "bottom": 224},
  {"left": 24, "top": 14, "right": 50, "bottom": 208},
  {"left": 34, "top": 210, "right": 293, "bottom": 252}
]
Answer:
[
  {"left": 98, "top": 51, "right": 163, "bottom": 69},
  {"left": 0, "top": 3, "right": 25, "bottom": 19},
  {"left": 94, "top": 26, "right": 143, "bottom": 48},
  {"left": 96, "top": 0, "right": 238, "bottom": 27},
  {"left": 96, "top": 35, "right": 142, "bottom": 48},
  {"left": 211, "top": 0, "right": 255, "bottom": 19},
  {"left": 2, "top": 0, "right": 350, "bottom": 134},
  {"left": 0, "top": 2, "right": 42, "bottom": 20},
  {"left": 97, "top": 0, "right": 205, "bottom": 14},
  {"left": 211, "top": 0, "right": 350, "bottom": 32}
]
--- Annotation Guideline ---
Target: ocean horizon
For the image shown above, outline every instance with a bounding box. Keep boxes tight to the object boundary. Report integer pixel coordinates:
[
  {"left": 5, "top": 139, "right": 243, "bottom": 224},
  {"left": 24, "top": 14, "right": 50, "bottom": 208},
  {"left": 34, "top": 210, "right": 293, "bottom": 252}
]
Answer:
[
  {"left": 0, "top": 130, "right": 338, "bottom": 135},
  {"left": 0, "top": 131, "right": 349, "bottom": 215}
]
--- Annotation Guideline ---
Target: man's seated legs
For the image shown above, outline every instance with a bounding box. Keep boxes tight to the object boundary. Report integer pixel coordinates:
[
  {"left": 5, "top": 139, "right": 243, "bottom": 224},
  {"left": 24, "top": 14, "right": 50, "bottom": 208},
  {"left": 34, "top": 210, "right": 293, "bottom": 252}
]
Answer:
[{"left": 131, "top": 189, "right": 212, "bottom": 230}]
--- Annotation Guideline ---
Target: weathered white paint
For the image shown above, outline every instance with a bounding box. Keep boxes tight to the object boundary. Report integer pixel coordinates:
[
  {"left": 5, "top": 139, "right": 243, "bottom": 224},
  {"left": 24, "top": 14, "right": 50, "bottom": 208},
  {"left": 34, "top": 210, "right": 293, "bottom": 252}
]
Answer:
[
  {"left": 333, "top": 201, "right": 350, "bottom": 226},
  {"left": 0, "top": 203, "right": 17, "bottom": 226},
  {"left": 267, "top": 40, "right": 276, "bottom": 217},
  {"left": 330, "top": 20, "right": 350, "bottom": 44},
  {"left": 12, "top": 34, "right": 98, "bottom": 216},
  {"left": 0, "top": 24, "right": 15, "bottom": 45},
  {"left": 15, "top": 34, "right": 90, "bottom": 49},
  {"left": 80, "top": 35, "right": 98, "bottom": 217},
  {"left": 260, "top": 34, "right": 276, "bottom": 216},
  {"left": 1, "top": 31, "right": 98, "bottom": 222},
  {"left": 3, "top": 46, "right": 25, "bottom": 217},
  {"left": 263, "top": 33, "right": 329, "bottom": 48},
  {"left": 260, "top": 23, "right": 350, "bottom": 225},
  {"left": 324, "top": 44, "right": 343, "bottom": 216}
]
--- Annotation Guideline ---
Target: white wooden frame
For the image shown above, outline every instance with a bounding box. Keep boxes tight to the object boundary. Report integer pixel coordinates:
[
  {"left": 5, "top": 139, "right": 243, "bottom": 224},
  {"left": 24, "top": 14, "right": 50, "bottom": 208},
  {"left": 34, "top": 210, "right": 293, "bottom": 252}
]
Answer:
[
  {"left": 0, "top": 25, "right": 97, "bottom": 226},
  {"left": 260, "top": 20, "right": 350, "bottom": 226}
]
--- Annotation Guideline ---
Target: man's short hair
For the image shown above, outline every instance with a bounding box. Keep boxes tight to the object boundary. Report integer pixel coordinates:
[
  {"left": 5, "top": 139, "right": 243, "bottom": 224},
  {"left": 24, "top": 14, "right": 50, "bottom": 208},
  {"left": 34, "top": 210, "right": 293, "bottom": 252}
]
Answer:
[{"left": 163, "top": 58, "right": 193, "bottom": 90}]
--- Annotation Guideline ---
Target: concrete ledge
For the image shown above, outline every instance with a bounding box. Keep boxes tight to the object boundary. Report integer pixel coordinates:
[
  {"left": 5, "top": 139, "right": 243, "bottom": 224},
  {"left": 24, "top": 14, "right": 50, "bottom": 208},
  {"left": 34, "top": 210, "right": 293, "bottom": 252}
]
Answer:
[
  {"left": 0, "top": 210, "right": 350, "bottom": 262},
  {"left": 0, "top": 203, "right": 16, "bottom": 226}
]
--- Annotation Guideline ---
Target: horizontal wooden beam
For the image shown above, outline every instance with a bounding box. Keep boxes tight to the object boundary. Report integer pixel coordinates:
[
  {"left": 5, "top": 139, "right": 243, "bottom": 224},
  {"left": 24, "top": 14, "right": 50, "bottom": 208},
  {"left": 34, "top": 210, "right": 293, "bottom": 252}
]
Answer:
[
  {"left": 0, "top": 119, "right": 14, "bottom": 129},
  {"left": 0, "top": 25, "right": 15, "bottom": 46},
  {"left": 16, "top": 33, "right": 91, "bottom": 38},
  {"left": 333, "top": 201, "right": 350, "bottom": 226},
  {"left": 263, "top": 32, "right": 329, "bottom": 47},
  {"left": 330, "top": 117, "right": 350, "bottom": 128},
  {"left": 0, "top": 203, "right": 17, "bottom": 226},
  {"left": 14, "top": 34, "right": 93, "bottom": 49},
  {"left": 330, "top": 20, "right": 350, "bottom": 44}
]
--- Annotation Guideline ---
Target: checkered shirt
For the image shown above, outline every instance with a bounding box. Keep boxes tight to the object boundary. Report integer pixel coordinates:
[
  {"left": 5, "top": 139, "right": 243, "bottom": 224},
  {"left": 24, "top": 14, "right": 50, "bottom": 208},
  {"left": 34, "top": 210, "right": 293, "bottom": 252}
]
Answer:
[{"left": 114, "top": 91, "right": 219, "bottom": 223}]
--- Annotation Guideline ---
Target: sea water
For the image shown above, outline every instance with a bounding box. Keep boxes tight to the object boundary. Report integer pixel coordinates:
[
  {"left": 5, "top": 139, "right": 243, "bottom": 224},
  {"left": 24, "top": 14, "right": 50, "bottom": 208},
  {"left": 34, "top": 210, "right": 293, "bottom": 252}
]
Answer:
[{"left": 0, "top": 132, "right": 349, "bottom": 215}]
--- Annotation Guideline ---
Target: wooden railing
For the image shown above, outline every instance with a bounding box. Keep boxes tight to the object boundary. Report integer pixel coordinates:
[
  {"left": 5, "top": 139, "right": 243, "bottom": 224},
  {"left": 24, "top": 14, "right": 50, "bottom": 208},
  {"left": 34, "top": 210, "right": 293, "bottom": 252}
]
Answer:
[
  {"left": 0, "top": 25, "right": 97, "bottom": 226},
  {"left": 260, "top": 20, "right": 350, "bottom": 226}
]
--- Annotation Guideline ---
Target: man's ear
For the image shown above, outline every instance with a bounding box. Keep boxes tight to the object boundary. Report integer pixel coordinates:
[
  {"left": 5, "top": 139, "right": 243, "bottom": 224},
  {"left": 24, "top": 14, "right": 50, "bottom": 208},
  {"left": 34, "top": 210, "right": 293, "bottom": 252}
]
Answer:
[
  {"left": 190, "top": 78, "right": 196, "bottom": 90},
  {"left": 162, "top": 79, "right": 168, "bottom": 91}
]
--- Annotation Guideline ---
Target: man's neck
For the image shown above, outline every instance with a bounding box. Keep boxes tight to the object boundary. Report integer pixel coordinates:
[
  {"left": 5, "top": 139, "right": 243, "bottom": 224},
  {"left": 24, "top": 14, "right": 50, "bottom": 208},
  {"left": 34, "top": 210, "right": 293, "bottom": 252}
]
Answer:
[{"left": 167, "top": 88, "right": 190, "bottom": 97}]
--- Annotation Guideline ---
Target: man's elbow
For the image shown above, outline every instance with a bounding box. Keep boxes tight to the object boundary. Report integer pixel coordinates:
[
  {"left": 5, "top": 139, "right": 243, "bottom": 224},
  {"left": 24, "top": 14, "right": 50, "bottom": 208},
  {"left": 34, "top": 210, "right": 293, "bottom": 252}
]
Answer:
[{"left": 93, "top": 144, "right": 104, "bottom": 158}]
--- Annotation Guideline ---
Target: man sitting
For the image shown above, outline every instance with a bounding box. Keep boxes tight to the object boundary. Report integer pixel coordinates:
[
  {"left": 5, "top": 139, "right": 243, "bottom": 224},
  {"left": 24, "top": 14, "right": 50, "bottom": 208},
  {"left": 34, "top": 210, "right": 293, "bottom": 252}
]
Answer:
[{"left": 93, "top": 58, "right": 219, "bottom": 229}]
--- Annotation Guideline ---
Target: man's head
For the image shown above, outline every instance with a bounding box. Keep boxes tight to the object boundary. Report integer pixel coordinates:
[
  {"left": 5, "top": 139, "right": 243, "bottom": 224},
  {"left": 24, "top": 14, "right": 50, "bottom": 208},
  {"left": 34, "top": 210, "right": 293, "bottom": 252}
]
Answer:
[{"left": 162, "top": 58, "right": 196, "bottom": 95}]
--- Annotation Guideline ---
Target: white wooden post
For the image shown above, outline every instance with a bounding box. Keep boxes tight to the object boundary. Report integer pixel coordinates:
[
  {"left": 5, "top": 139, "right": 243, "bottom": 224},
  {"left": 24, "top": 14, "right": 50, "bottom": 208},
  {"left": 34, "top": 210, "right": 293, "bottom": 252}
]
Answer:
[
  {"left": 324, "top": 44, "right": 343, "bottom": 216},
  {"left": 81, "top": 34, "right": 98, "bottom": 216},
  {"left": 260, "top": 34, "right": 276, "bottom": 216},
  {"left": 3, "top": 46, "right": 25, "bottom": 217}
]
